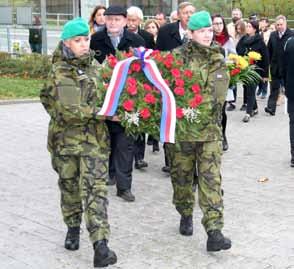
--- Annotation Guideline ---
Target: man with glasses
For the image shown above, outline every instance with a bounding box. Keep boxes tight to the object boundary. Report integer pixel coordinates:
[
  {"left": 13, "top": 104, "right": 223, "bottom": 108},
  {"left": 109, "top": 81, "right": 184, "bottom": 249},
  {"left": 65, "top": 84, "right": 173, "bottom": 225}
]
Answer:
[{"left": 264, "top": 15, "right": 293, "bottom": 116}]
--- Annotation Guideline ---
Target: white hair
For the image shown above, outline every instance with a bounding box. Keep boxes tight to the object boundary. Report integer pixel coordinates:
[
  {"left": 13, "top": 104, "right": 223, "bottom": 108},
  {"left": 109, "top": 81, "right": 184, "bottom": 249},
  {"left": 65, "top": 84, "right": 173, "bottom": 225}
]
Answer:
[
  {"left": 127, "top": 6, "right": 144, "bottom": 21},
  {"left": 170, "top": 10, "right": 178, "bottom": 22}
]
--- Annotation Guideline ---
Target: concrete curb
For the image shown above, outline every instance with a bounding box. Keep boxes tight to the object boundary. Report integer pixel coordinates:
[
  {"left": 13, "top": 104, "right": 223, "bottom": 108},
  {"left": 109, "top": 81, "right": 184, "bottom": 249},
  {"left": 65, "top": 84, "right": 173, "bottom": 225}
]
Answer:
[{"left": 0, "top": 98, "right": 40, "bottom": 105}]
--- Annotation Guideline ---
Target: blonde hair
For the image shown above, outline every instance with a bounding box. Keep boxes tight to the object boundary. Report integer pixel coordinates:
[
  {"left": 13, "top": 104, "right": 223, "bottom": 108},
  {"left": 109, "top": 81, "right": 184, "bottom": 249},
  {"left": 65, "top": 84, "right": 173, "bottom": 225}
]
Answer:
[{"left": 177, "top": 2, "right": 194, "bottom": 12}]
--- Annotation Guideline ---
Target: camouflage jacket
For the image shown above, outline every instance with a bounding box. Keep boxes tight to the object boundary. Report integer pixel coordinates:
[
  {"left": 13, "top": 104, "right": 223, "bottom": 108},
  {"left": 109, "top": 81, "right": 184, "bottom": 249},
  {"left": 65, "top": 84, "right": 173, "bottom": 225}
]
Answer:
[
  {"left": 173, "top": 40, "right": 229, "bottom": 142},
  {"left": 40, "top": 42, "right": 109, "bottom": 157}
]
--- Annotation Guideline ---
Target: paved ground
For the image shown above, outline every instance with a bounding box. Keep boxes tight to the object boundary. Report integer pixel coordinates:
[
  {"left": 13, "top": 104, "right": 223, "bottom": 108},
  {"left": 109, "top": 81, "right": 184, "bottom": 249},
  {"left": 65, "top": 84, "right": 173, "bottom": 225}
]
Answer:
[{"left": 1, "top": 96, "right": 294, "bottom": 269}]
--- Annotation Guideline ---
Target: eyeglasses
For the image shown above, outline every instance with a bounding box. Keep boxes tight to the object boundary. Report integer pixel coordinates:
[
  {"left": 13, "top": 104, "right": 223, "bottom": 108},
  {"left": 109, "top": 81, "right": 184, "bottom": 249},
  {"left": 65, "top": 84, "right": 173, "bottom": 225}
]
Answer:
[{"left": 213, "top": 22, "right": 223, "bottom": 26}]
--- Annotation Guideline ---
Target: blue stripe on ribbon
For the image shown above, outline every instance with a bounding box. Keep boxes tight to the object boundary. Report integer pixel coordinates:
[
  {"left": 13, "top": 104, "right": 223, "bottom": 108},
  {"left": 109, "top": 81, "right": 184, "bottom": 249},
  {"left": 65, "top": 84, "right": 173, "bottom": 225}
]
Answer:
[
  {"left": 108, "top": 58, "right": 134, "bottom": 116},
  {"left": 143, "top": 63, "right": 168, "bottom": 142}
]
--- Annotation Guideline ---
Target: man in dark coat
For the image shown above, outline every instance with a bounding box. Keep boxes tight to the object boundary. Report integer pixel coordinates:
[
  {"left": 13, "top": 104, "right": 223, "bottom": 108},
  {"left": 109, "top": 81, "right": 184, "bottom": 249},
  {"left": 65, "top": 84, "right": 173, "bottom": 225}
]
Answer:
[
  {"left": 156, "top": 2, "right": 195, "bottom": 51},
  {"left": 265, "top": 15, "right": 293, "bottom": 116},
  {"left": 126, "top": 6, "right": 155, "bottom": 170},
  {"left": 90, "top": 6, "right": 145, "bottom": 202},
  {"left": 283, "top": 36, "right": 294, "bottom": 167},
  {"left": 127, "top": 6, "right": 155, "bottom": 49}
]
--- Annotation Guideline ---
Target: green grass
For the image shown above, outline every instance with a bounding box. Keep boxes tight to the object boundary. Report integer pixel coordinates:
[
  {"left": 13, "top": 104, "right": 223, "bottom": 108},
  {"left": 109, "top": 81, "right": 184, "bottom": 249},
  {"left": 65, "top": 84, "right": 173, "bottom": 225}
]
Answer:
[{"left": 0, "top": 77, "right": 45, "bottom": 99}]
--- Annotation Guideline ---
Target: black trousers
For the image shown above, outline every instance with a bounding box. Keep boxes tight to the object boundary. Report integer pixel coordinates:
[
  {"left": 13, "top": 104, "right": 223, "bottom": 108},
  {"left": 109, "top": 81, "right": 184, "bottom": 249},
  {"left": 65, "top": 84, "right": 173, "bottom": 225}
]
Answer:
[
  {"left": 267, "top": 78, "right": 283, "bottom": 113},
  {"left": 288, "top": 99, "right": 294, "bottom": 160},
  {"left": 222, "top": 102, "right": 227, "bottom": 137},
  {"left": 108, "top": 126, "right": 134, "bottom": 191},
  {"left": 134, "top": 133, "right": 146, "bottom": 163},
  {"left": 245, "top": 83, "right": 257, "bottom": 115}
]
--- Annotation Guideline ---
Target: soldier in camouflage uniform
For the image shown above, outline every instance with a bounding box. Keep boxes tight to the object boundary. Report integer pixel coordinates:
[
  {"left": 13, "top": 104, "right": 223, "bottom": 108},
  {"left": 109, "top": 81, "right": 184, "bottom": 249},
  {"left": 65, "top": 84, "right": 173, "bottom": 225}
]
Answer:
[
  {"left": 166, "top": 11, "right": 232, "bottom": 252},
  {"left": 40, "top": 18, "right": 117, "bottom": 267}
]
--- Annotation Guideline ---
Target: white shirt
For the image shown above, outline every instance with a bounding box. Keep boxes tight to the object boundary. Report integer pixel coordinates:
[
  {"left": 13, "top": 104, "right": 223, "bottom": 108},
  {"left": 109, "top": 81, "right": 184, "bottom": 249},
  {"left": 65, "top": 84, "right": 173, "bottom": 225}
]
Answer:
[{"left": 179, "top": 22, "right": 187, "bottom": 40}]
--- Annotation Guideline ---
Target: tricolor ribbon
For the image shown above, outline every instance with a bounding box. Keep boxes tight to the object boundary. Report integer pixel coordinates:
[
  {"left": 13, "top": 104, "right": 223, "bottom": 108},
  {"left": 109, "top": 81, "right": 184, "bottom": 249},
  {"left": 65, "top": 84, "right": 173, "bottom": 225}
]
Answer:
[{"left": 98, "top": 47, "right": 176, "bottom": 143}]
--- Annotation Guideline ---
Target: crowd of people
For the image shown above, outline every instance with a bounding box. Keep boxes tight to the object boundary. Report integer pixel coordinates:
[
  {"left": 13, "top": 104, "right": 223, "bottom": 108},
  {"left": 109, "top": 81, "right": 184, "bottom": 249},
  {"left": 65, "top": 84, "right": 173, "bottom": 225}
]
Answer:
[{"left": 40, "top": 2, "right": 294, "bottom": 268}]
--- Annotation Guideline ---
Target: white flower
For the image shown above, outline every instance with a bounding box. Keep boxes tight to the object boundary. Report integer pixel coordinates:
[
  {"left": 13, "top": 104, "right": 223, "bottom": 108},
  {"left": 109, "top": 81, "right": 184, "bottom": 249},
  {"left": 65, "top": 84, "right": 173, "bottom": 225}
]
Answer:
[
  {"left": 182, "top": 108, "right": 200, "bottom": 123},
  {"left": 124, "top": 111, "right": 140, "bottom": 126}
]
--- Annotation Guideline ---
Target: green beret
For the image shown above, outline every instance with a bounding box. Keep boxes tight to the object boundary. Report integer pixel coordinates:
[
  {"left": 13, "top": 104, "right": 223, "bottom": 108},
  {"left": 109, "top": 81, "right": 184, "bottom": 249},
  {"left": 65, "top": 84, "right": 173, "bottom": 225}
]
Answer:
[
  {"left": 61, "top": 17, "right": 90, "bottom": 40},
  {"left": 188, "top": 11, "right": 212, "bottom": 31}
]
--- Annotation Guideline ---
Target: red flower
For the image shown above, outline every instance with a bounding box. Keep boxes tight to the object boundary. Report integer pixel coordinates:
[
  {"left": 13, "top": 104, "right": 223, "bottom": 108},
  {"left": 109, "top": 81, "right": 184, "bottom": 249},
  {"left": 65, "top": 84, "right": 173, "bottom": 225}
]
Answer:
[
  {"left": 108, "top": 55, "right": 118, "bottom": 68},
  {"left": 174, "top": 87, "right": 185, "bottom": 96},
  {"left": 126, "top": 77, "right": 137, "bottom": 86},
  {"left": 131, "top": 62, "right": 141, "bottom": 72},
  {"left": 191, "top": 84, "right": 201, "bottom": 94},
  {"left": 165, "top": 53, "right": 174, "bottom": 61},
  {"left": 127, "top": 85, "right": 137, "bottom": 96},
  {"left": 176, "top": 107, "right": 184, "bottom": 119},
  {"left": 171, "top": 68, "right": 181, "bottom": 78},
  {"left": 175, "top": 78, "right": 185, "bottom": 87},
  {"left": 184, "top": 69, "right": 193, "bottom": 78},
  {"left": 249, "top": 58, "right": 255, "bottom": 65},
  {"left": 140, "top": 108, "right": 151, "bottom": 119},
  {"left": 122, "top": 100, "right": 134, "bottom": 111},
  {"left": 144, "top": 93, "right": 156, "bottom": 104},
  {"left": 143, "top": 83, "right": 152, "bottom": 91},
  {"left": 230, "top": 68, "right": 241, "bottom": 76},
  {"left": 151, "top": 50, "right": 163, "bottom": 61},
  {"left": 189, "top": 94, "right": 203, "bottom": 108},
  {"left": 163, "top": 59, "right": 173, "bottom": 69},
  {"left": 123, "top": 51, "right": 134, "bottom": 58}
]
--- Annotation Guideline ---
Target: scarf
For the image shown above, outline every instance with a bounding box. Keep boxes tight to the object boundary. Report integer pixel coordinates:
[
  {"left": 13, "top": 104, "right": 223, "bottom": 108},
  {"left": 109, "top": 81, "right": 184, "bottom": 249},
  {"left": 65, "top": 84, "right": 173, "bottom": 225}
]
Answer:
[{"left": 215, "top": 32, "right": 229, "bottom": 46}]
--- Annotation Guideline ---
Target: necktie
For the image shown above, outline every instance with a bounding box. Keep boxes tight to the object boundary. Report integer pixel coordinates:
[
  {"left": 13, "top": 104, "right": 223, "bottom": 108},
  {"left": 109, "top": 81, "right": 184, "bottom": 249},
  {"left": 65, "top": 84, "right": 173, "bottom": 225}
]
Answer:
[{"left": 182, "top": 32, "right": 188, "bottom": 44}]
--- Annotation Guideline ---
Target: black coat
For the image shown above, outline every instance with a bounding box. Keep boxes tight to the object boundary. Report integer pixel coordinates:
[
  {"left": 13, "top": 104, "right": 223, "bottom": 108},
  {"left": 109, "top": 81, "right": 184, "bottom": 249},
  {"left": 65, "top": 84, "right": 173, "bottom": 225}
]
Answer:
[
  {"left": 90, "top": 27, "right": 145, "bottom": 63},
  {"left": 138, "top": 28, "right": 155, "bottom": 49},
  {"left": 156, "top": 21, "right": 183, "bottom": 51},
  {"left": 283, "top": 37, "right": 294, "bottom": 100},
  {"left": 268, "top": 28, "right": 293, "bottom": 78},
  {"left": 236, "top": 34, "right": 269, "bottom": 78}
]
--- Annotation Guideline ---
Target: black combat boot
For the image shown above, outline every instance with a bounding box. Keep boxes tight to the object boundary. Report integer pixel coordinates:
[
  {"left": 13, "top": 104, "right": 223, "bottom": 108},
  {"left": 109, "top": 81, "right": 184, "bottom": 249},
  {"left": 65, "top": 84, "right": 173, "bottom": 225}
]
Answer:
[
  {"left": 207, "top": 230, "right": 231, "bottom": 252},
  {"left": 179, "top": 215, "right": 193, "bottom": 236},
  {"left": 93, "top": 239, "right": 117, "bottom": 267},
  {"left": 64, "top": 227, "right": 80, "bottom": 251}
]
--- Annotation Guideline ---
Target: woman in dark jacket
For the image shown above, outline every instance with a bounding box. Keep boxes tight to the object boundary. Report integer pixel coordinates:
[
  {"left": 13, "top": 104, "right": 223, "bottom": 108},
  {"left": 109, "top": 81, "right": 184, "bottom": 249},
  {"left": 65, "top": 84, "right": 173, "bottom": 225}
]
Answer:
[{"left": 236, "top": 20, "right": 269, "bottom": 122}]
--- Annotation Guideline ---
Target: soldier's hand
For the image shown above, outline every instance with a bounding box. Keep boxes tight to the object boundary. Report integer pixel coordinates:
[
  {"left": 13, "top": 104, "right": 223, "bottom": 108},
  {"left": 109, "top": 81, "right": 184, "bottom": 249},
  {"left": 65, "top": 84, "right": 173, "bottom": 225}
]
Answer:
[{"left": 111, "top": 115, "right": 120, "bottom": 122}]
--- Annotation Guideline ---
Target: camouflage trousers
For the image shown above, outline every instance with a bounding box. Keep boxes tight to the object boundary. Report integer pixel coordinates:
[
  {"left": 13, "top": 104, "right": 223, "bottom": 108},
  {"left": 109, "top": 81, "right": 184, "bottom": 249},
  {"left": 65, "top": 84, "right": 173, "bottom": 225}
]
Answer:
[
  {"left": 166, "top": 141, "right": 224, "bottom": 232},
  {"left": 51, "top": 154, "right": 110, "bottom": 243}
]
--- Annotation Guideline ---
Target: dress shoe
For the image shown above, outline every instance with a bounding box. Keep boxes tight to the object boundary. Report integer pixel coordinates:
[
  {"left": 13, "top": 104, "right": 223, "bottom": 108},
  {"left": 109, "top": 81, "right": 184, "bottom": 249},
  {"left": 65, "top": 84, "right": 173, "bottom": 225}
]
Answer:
[
  {"left": 106, "top": 176, "right": 116, "bottom": 186},
  {"left": 64, "top": 227, "right": 80, "bottom": 251},
  {"left": 135, "top": 160, "right": 148, "bottom": 169},
  {"left": 161, "top": 166, "right": 170, "bottom": 173},
  {"left": 226, "top": 103, "right": 236, "bottom": 111},
  {"left": 242, "top": 114, "right": 250, "bottom": 123},
  {"left": 222, "top": 136, "right": 229, "bottom": 151},
  {"left": 93, "top": 240, "right": 117, "bottom": 267},
  {"left": 260, "top": 93, "right": 267, "bottom": 99},
  {"left": 117, "top": 189, "right": 135, "bottom": 202},
  {"left": 240, "top": 104, "right": 247, "bottom": 111},
  {"left": 207, "top": 230, "right": 231, "bottom": 252},
  {"left": 153, "top": 143, "right": 160, "bottom": 152},
  {"left": 179, "top": 215, "right": 193, "bottom": 236},
  {"left": 264, "top": 107, "right": 275, "bottom": 116}
]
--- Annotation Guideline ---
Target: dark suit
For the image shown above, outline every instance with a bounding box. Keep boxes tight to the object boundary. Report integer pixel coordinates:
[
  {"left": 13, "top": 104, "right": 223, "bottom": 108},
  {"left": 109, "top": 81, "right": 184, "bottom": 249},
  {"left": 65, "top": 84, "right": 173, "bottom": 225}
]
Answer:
[
  {"left": 156, "top": 21, "right": 183, "bottom": 51},
  {"left": 90, "top": 27, "right": 145, "bottom": 63},
  {"left": 138, "top": 28, "right": 155, "bottom": 49},
  {"left": 267, "top": 28, "right": 293, "bottom": 113},
  {"left": 283, "top": 36, "right": 294, "bottom": 161},
  {"left": 90, "top": 27, "right": 145, "bottom": 192}
]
